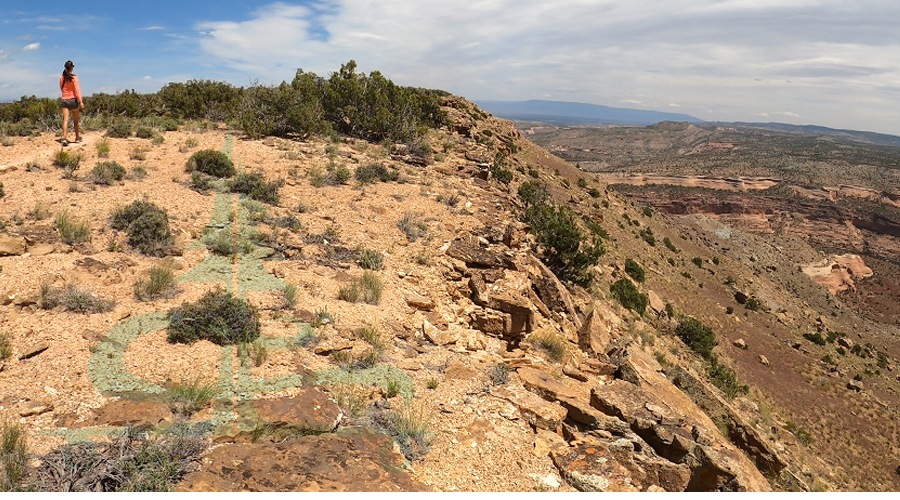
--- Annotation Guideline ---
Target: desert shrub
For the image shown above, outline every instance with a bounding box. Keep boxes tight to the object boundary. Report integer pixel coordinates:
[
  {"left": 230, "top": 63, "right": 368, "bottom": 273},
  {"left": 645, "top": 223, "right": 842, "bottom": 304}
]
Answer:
[
  {"left": 357, "top": 248, "right": 384, "bottom": 270},
  {"left": 676, "top": 317, "right": 718, "bottom": 360},
  {"left": 203, "top": 230, "right": 244, "bottom": 256},
  {"left": 166, "top": 378, "right": 219, "bottom": 417},
  {"left": 281, "top": 283, "right": 298, "bottom": 309},
  {"left": 803, "top": 332, "right": 827, "bottom": 346},
  {"left": 133, "top": 265, "right": 177, "bottom": 301},
  {"left": 664, "top": 303, "right": 676, "bottom": 319},
  {"left": 489, "top": 363, "right": 510, "bottom": 386},
  {"left": 663, "top": 236, "right": 678, "bottom": 253},
  {"left": 359, "top": 271, "right": 384, "bottom": 304},
  {"left": 105, "top": 120, "right": 133, "bottom": 138},
  {"left": 369, "top": 402, "right": 433, "bottom": 461},
  {"left": 397, "top": 212, "right": 428, "bottom": 242},
  {"left": 588, "top": 187, "right": 601, "bottom": 198},
  {"left": 190, "top": 171, "right": 212, "bottom": 191},
  {"left": 490, "top": 165, "right": 513, "bottom": 185},
  {"left": 110, "top": 200, "right": 174, "bottom": 256},
  {"left": 639, "top": 227, "right": 656, "bottom": 246},
  {"left": 517, "top": 180, "right": 547, "bottom": 207},
  {"left": 135, "top": 126, "right": 155, "bottom": 139},
  {"left": 229, "top": 170, "right": 283, "bottom": 204},
  {"left": 40, "top": 283, "right": 114, "bottom": 313},
  {"left": 624, "top": 258, "right": 645, "bottom": 283},
  {"left": 527, "top": 329, "right": 567, "bottom": 362},
  {"left": 55, "top": 211, "right": 91, "bottom": 244},
  {"left": 167, "top": 288, "right": 260, "bottom": 345},
  {"left": 726, "top": 306, "right": 734, "bottom": 314},
  {"left": 354, "top": 163, "right": 399, "bottom": 184},
  {"left": 0, "top": 182, "right": 4, "bottom": 199},
  {"left": 524, "top": 203, "right": 604, "bottom": 287},
  {"left": 745, "top": 297, "right": 762, "bottom": 311},
  {"left": 577, "top": 178, "right": 588, "bottom": 189},
  {"left": 159, "top": 118, "right": 179, "bottom": 131},
  {"left": 185, "top": 150, "right": 235, "bottom": 178},
  {"left": 706, "top": 357, "right": 749, "bottom": 398},
  {"left": 33, "top": 425, "right": 208, "bottom": 492},
  {"left": 27, "top": 203, "right": 51, "bottom": 221},
  {"left": 1, "top": 419, "right": 28, "bottom": 491},
  {"left": 325, "top": 164, "right": 352, "bottom": 185},
  {"left": 0, "top": 332, "right": 11, "bottom": 360},
  {"left": 90, "top": 161, "right": 126, "bottom": 185},
  {"left": 609, "top": 278, "right": 648, "bottom": 315},
  {"left": 52, "top": 149, "right": 83, "bottom": 170},
  {"left": 356, "top": 326, "right": 384, "bottom": 353},
  {"left": 692, "top": 257, "right": 704, "bottom": 268}
]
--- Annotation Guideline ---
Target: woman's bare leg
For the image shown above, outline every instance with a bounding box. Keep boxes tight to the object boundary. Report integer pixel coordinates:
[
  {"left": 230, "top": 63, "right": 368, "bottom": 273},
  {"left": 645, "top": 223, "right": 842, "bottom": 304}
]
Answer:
[
  {"left": 72, "top": 108, "right": 81, "bottom": 140},
  {"left": 61, "top": 107, "right": 70, "bottom": 141}
]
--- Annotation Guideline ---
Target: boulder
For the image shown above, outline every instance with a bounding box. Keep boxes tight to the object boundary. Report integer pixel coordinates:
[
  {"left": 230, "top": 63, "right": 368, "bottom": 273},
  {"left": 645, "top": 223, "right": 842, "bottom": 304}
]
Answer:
[
  {"left": 518, "top": 366, "right": 588, "bottom": 403},
  {"left": 495, "top": 385, "right": 567, "bottom": 431},
  {"left": 527, "top": 257, "right": 582, "bottom": 330},
  {"left": 177, "top": 430, "right": 426, "bottom": 492},
  {"left": 647, "top": 290, "right": 666, "bottom": 317},
  {"left": 733, "top": 339, "right": 748, "bottom": 350},
  {"left": 245, "top": 388, "right": 342, "bottom": 433},
  {"left": 577, "top": 309, "right": 611, "bottom": 358},
  {"left": 0, "top": 235, "right": 26, "bottom": 256},
  {"left": 87, "top": 400, "right": 175, "bottom": 427},
  {"left": 550, "top": 441, "right": 639, "bottom": 492},
  {"left": 405, "top": 293, "right": 436, "bottom": 311},
  {"left": 18, "top": 342, "right": 49, "bottom": 360},
  {"left": 446, "top": 238, "right": 516, "bottom": 269}
]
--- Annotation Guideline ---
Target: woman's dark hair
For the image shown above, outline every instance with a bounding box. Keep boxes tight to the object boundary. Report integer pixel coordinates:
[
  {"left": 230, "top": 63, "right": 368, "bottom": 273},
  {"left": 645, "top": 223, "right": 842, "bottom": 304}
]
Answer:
[{"left": 62, "top": 61, "right": 75, "bottom": 82}]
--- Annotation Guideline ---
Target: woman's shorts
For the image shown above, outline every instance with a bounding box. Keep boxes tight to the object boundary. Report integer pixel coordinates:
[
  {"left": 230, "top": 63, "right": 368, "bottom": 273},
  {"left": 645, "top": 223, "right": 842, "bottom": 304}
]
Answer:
[{"left": 60, "top": 98, "right": 79, "bottom": 110}]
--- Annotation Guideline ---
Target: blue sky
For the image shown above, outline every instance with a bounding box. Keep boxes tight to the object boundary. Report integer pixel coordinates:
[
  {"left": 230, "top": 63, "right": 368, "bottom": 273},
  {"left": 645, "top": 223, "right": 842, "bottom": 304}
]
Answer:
[{"left": 3, "top": 1, "right": 900, "bottom": 135}]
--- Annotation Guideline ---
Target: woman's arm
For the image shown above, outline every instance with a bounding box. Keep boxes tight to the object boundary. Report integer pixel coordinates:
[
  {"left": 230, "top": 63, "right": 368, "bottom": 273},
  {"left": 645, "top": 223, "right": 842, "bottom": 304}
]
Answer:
[{"left": 74, "top": 76, "right": 83, "bottom": 107}]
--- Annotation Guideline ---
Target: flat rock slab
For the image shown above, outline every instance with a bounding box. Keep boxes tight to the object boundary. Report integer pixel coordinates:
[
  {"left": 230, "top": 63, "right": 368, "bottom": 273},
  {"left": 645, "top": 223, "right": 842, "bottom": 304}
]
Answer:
[
  {"left": 518, "top": 366, "right": 589, "bottom": 402},
  {"left": 177, "top": 430, "right": 427, "bottom": 492},
  {"left": 86, "top": 400, "right": 175, "bottom": 427},
  {"left": 246, "top": 388, "right": 342, "bottom": 432},
  {"left": 550, "top": 441, "right": 639, "bottom": 492},
  {"left": 19, "top": 342, "right": 50, "bottom": 360},
  {"left": 495, "top": 385, "right": 567, "bottom": 431},
  {"left": 446, "top": 239, "right": 515, "bottom": 269}
]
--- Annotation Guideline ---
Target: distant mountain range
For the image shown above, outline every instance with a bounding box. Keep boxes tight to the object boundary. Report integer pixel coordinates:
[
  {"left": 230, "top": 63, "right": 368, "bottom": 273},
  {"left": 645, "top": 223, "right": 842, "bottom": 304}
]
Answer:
[
  {"left": 476, "top": 99, "right": 900, "bottom": 148},
  {"left": 475, "top": 100, "right": 704, "bottom": 126}
]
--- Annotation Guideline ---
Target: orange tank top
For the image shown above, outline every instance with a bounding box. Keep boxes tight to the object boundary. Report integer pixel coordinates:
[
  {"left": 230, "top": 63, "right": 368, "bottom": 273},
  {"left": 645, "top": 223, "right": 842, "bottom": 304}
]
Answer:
[{"left": 60, "top": 75, "right": 82, "bottom": 101}]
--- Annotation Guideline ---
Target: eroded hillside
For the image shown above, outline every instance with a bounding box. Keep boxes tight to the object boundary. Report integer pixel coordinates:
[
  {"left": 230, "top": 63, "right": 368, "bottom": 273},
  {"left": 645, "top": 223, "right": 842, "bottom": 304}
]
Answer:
[{"left": 0, "top": 100, "right": 898, "bottom": 491}]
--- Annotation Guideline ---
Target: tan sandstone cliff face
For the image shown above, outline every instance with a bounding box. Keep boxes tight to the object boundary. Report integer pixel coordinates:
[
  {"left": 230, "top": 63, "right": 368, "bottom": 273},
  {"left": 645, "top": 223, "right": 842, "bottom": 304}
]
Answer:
[{"left": 802, "top": 254, "right": 874, "bottom": 294}]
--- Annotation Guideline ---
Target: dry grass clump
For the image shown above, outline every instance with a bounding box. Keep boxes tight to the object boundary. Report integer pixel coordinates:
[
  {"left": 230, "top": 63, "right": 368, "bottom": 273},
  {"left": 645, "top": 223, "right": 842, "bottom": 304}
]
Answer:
[
  {"left": 55, "top": 210, "right": 91, "bottom": 245},
  {"left": 32, "top": 425, "right": 208, "bottom": 492},
  {"left": 397, "top": 212, "right": 428, "bottom": 241},
  {"left": 0, "top": 332, "right": 12, "bottom": 360},
  {"left": 166, "top": 378, "right": 220, "bottom": 417},
  {"left": 527, "top": 329, "right": 568, "bottom": 362},
  {"left": 1, "top": 419, "right": 28, "bottom": 491},
  {"left": 133, "top": 265, "right": 177, "bottom": 301},
  {"left": 369, "top": 401, "right": 433, "bottom": 461},
  {"left": 337, "top": 271, "right": 383, "bottom": 305},
  {"left": 39, "top": 283, "right": 115, "bottom": 314}
]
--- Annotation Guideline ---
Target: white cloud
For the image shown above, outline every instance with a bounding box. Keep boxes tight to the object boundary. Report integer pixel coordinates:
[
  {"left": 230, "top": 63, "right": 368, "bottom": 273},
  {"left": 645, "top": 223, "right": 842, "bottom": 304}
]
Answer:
[
  {"left": 0, "top": 0, "right": 878, "bottom": 133},
  {"left": 144, "top": 75, "right": 151, "bottom": 80},
  {"left": 22, "top": 42, "right": 39, "bottom": 51}
]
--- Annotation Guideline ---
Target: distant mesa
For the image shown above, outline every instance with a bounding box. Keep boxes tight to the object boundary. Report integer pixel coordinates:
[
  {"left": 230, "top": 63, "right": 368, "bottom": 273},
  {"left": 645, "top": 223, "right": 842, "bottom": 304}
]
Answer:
[{"left": 475, "top": 99, "right": 704, "bottom": 126}]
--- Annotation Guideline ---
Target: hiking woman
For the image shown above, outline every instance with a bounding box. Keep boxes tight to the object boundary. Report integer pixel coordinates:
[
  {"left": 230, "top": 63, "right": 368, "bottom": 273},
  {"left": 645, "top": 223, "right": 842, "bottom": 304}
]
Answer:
[{"left": 59, "top": 60, "right": 84, "bottom": 145}]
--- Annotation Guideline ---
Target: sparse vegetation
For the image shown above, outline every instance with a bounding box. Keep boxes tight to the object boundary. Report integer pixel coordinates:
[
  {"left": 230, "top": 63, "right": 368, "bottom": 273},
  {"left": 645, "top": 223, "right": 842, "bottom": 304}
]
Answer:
[
  {"left": 110, "top": 200, "right": 174, "bottom": 256},
  {"left": 609, "top": 278, "right": 648, "bottom": 315},
  {"left": 1, "top": 419, "right": 28, "bottom": 491},
  {"left": 96, "top": 139, "right": 110, "bottom": 157},
  {"left": 624, "top": 258, "right": 646, "bottom": 283},
  {"left": 39, "top": 283, "right": 115, "bottom": 313},
  {"left": 369, "top": 402, "right": 433, "bottom": 462},
  {"left": 185, "top": 149, "right": 235, "bottom": 178},
  {"left": 675, "top": 317, "right": 718, "bottom": 359},
  {"left": 53, "top": 149, "right": 83, "bottom": 171},
  {"left": 166, "top": 378, "right": 220, "bottom": 417},
  {"left": 229, "top": 170, "right": 283, "bottom": 204},
  {"left": 398, "top": 212, "right": 428, "bottom": 242},
  {"left": 524, "top": 202, "right": 604, "bottom": 287},
  {"left": 167, "top": 288, "right": 261, "bottom": 345},
  {"left": 489, "top": 363, "right": 510, "bottom": 385},
  {"left": 527, "top": 329, "right": 568, "bottom": 362},
  {"left": 55, "top": 211, "right": 91, "bottom": 245},
  {"left": 357, "top": 248, "right": 384, "bottom": 270},
  {"left": 355, "top": 163, "right": 399, "bottom": 184},
  {"left": 133, "top": 265, "right": 177, "bottom": 301},
  {"left": 90, "top": 161, "right": 126, "bottom": 185},
  {"left": 32, "top": 425, "right": 208, "bottom": 492},
  {"left": 105, "top": 120, "right": 133, "bottom": 138},
  {"left": 0, "top": 332, "right": 11, "bottom": 361},
  {"left": 281, "top": 283, "right": 298, "bottom": 309}
]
